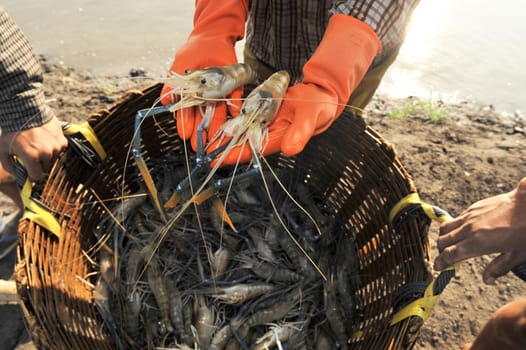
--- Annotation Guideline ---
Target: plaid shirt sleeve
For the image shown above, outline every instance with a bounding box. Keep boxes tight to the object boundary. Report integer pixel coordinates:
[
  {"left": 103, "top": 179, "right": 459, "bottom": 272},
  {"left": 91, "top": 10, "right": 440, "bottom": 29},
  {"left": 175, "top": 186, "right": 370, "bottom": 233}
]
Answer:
[
  {"left": 0, "top": 7, "right": 54, "bottom": 133},
  {"left": 329, "top": 0, "right": 420, "bottom": 55},
  {"left": 246, "top": 0, "right": 420, "bottom": 83}
]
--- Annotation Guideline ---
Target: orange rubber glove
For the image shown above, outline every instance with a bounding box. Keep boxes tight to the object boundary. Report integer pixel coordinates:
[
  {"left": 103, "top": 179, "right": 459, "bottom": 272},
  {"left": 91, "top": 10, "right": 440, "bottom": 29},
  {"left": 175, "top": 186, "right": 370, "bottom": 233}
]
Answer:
[
  {"left": 220, "top": 14, "right": 381, "bottom": 164},
  {"left": 160, "top": 0, "right": 248, "bottom": 150}
]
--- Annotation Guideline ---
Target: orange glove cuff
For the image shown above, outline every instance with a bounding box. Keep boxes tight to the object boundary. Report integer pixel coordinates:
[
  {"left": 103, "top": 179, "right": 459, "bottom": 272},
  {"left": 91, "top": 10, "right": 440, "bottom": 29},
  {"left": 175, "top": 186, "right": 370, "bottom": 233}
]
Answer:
[
  {"left": 167, "top": 0, "right": 249, "bottom": 76},
  {"left": 191, "top": 0, "right": 249, "bottom": 45},
  {"left": 302, "top": 14, "right": 381, "bottom": 116}
]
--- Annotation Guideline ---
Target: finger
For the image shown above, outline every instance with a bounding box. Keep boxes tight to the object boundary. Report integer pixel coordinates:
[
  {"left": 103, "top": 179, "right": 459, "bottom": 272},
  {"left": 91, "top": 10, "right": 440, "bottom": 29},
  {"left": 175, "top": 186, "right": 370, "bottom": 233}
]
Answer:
[
  {"left": 433, "top": 241, "right": 478, "bottom": 271},
  {"left": 59, "top": 134, "right": 69, "bottom": 149},
  {"left": 281, "top": 106, "right": 318, "bottom": 156},
  {"left": 312, "top": 109, "right": 336, "bottom": 136},
  {"left": 227, "top": 87, "right": 244, "bottom": 118},
  {"left": 39, "top": 154, "right": 53, "bottom": 176},
  {"left": 177, "top": 107, "right": 196, "bottom": 140},
  {"left": 483, "top": 252, "right": 524, "bottom": 284},
  {"left": 23, "top": 157, "right": 46, "bottom": 182},
  {"left": 437, "top": 218, "right": 472, "bottom": 252},
  {"left": 261, "top": 121, "right": 289, "bottom": 157},
  {"left": 160, "top": 84, "right": 177, "bottom": 105},
  {"left": 217, "top": 120, "right": 289, "bottom": 166},
  {"left": 439, "top": 215, "right": 465, "bottom": 238}
]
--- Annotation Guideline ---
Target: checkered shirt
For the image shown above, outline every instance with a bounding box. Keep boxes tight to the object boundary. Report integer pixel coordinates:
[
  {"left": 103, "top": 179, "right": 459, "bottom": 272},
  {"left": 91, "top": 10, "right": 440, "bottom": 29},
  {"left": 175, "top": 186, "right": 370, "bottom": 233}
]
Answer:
[
  {"left": 0, "top": 7, "right": 54, "bottom": 133},
  {"left": 246, "top": 0, "right": 420, "bottom": 82}
]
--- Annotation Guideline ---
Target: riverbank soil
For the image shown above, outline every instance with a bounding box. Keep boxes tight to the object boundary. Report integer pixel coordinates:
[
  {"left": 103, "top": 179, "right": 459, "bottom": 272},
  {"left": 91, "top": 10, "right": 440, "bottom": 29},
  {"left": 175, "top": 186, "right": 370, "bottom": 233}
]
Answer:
[{"left": 1, "top": 61, "right": 525, "bottom": 349}]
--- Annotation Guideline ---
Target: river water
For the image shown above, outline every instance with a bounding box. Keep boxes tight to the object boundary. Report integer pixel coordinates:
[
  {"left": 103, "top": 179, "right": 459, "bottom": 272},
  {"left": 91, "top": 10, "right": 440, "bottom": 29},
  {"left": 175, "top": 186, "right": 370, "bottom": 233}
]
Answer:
[{"left": 2, "top": 0, "right": 525, "bottom": 114}]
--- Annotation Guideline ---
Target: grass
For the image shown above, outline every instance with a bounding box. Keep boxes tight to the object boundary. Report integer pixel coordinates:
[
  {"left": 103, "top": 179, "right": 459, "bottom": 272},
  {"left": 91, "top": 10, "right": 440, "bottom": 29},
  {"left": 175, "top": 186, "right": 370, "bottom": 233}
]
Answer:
[
  {"left": 387, "top": 94, "right": 448, "bottom": 123},
  {"left": 387, "top": 102, "right": 416, "bottom": 119}
]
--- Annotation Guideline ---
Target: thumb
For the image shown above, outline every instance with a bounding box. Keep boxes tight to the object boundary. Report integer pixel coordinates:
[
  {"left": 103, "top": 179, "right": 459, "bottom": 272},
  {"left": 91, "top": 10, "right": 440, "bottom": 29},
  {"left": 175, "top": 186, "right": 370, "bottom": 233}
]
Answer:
[
  {"left": 262, "top": 119, "right": 289, "bottom": 157},
  {"left": 0, "top": 154, "right": 16, "bottom": 176},
  {"left": 483, "top": 252, "right": 522, "bottom": 284},
  {"left": 160, "top": 84, "right": 177, "bottom": 105}
]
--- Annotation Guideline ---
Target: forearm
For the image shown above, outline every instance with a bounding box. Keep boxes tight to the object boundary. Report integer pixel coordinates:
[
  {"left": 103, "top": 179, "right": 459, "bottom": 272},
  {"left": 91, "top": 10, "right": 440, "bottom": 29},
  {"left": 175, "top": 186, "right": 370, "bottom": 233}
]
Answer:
[
  {"left": 0, "top": 7, "right": 54, "bottom": 133},
  {"left": 469, "top": 298, "right": 526, "bottom": 349},
  {"left": 516, "top": 176, "right": 526, "bottom": 197}
]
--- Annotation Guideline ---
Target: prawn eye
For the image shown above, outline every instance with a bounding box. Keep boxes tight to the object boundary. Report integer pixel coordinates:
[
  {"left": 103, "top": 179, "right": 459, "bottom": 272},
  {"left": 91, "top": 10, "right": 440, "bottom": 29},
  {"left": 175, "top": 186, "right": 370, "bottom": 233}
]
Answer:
[
  {"left": 200, "top": 78, "right": 207, "bottom": 85},
  {"left": 261, "top": 120, "right": 267, "bottom": 125},
  {"left": 241, "top": 108, "right": 246, "bottom": 114}
]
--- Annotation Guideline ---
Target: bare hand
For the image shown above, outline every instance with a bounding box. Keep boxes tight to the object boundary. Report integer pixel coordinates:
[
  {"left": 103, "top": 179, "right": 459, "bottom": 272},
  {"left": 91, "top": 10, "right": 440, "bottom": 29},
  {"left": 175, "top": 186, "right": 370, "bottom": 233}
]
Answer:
[
  {"left": 434, "top": 177, "right": 526, "bottom": 284},
  {"left": 0, "top": 117, "right": 67, "bottom": 181},
  {"left": 463, "top": 298, "right": 526, "bottom": 350}
]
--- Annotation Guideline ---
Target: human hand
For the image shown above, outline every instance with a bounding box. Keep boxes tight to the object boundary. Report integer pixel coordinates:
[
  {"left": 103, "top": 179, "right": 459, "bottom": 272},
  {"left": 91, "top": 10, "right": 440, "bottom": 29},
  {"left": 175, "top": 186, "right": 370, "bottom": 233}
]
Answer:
[
  {"left": 215, "top": 14, "right": 380, "bottom": 165},
  {"left": 434, "top": 177, "right": 526, "bottom": 284},
  {"left": 0, "top": 117, "right": 68, "bottom": 181},
  {"left": 462, "top": 298, "right": 526, "bottom": 350},
  {"left": 160, "top": 39, "right": 243, "bottom": 149},
  {"left": 160, "top": 0, "right": 247, "bottom": 150},
  {"left": 216, "top": 82, "right": 341, "bottom": 165}
]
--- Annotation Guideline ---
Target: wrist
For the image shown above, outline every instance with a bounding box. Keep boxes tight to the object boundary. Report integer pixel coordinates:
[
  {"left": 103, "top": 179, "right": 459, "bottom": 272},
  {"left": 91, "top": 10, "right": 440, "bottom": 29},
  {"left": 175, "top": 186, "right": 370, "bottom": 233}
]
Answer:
[{"left": 301, "top": 14, "right": 381, "bottom": 115}]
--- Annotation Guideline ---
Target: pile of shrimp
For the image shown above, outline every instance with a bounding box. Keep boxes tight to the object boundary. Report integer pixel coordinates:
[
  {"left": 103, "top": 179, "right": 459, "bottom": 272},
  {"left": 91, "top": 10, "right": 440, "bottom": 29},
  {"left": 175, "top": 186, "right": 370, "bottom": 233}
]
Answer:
[
  {"left": 93, "top": 155, "right": 362, "bottom": 349},
  {"left": 91, "top": 64, "right": 363, "bottom": 349}
]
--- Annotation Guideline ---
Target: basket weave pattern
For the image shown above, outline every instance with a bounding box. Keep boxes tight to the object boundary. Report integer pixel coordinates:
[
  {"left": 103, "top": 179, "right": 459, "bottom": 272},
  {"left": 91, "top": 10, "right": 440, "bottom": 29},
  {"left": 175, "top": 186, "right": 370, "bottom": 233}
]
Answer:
[{"left": 16, "top": 84, "right": 432, "bottom": 350}]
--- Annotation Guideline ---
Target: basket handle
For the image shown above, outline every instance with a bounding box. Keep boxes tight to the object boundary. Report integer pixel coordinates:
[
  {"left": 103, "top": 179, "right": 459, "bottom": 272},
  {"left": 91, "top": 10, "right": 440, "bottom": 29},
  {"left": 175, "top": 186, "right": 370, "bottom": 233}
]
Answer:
[
  {"left": 389, "top": 193, "right": 526, "bottom": 325},
  {"left": 389, "top": 193, "right": 458, "bottom": 324},
  {"left": 15, "top": 158, "right": 62, "bottom": 238},
  {"left": 14, "top": 121, "right": 107, "bottom": 239}
]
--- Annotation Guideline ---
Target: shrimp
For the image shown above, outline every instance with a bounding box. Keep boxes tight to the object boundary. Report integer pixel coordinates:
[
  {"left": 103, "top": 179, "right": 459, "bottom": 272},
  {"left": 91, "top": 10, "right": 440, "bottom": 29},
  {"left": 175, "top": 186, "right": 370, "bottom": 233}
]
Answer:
[
  {"left": 210, "top": 246, "right": 232, "bottom": 281},
  {"left": 205, "top": 283, "right": 276, "bottom": 304},
  {"left": 240, "top": 255, "right": 303, "bottom": 284},
  {"left": 324, "top": 275, "right": 348, "bottom": 350},
  {"left": 166, "top": 280, "right": 187, "bottom": 344},
  {"left": 209, "top": 322, "right": 234, "bottom": 350},
  {"left": 93, "top": 273, "right": 121, "bottom": 348},
  {"left": 163, "top": 63, "right": 256, "bottom": 112},
  {"left": 93, "top": 250, "right": 126, "bottom": 348},
  {"left": 246, "top": 226, "right": 277, "bottom": 262},
  {"left": 123, "top": 291, "right": 142, "bottom": 339},
  {"left": 210, "top": 70, "right": 290, "bottom": 157},
  {"left": 315, "top": 330, "right": 336, "bottom": 350},
  {"left": 140, "top": 72, "right": 290, "bottom": 271},
  {"left": 253, "top": 323, "right": 302, "bottom": 350},
  {"left": 146, "top": 255, "right": 174, "bottom": 335},
  {"left": 232, "top": 296, "right": 298, "bottom": 343},
  {"left": 194, "top": 295, "right": 215, "bottom": 349}
]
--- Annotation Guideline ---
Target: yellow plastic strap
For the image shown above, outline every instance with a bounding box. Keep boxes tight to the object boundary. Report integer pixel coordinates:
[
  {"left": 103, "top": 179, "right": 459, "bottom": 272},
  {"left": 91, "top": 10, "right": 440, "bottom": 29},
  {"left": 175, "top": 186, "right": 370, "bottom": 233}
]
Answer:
[
  {"left": 63, "top": 121, "right": 107, "bottom": 161},
  {"left": 20, "top": 175, "right": 61, "bottom": 238},
  {"left": 389, "top": 192, "right": 452, "bottom": 223},
  {"left": 388, "top": 193, "right": 457, "bottom": 325},
  {"left": 390, "top": 278, "right": 440, "bottom": 324},
  {"left": 388, "top": 192, "right": 421, "bottom": 223}
]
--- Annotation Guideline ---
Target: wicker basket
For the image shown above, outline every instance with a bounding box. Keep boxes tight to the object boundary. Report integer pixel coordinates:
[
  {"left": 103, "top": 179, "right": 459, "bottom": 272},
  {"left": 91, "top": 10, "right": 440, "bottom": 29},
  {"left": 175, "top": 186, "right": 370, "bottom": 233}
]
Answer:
[{"left": 15, "top": 83, "right": 447, "bottom": 349}]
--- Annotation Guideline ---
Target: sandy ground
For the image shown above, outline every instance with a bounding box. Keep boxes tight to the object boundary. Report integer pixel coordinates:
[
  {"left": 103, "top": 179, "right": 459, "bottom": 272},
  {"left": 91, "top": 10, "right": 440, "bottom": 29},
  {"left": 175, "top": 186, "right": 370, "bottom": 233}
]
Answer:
[{"left": 0, "top": 59, "right": 525, "bottom": 349}]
